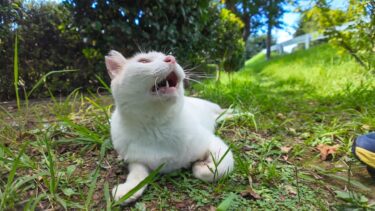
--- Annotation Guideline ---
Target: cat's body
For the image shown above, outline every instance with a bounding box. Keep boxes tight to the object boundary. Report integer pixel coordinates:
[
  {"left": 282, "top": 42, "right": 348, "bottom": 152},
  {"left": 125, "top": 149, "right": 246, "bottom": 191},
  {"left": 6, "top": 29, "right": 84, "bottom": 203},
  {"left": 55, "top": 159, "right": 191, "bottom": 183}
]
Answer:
[
  {"left": 105, "top": 50, "right": 234, "bottom": 203},
  {"left": 111, "top": 96, "right": 220, "bottom": 172}
]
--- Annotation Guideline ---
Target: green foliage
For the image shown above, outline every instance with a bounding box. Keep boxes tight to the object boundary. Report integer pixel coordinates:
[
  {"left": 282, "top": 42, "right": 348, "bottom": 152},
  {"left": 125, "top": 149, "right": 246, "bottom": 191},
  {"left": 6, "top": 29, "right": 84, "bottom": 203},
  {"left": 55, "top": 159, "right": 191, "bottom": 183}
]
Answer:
[
  {"left": 294, "top": 5, "right": 348, "bottom": 36},
  {"left": 64, "top": 0, "right": 245, "bottom": 70},
  {"left": 0, "top": 0, "right": 246, "bottom": 101},
  {"left": 0, "top": 1, "right": 86, "bottom": 100},
  {"left": 224, "top": 0, "right": 265, "bottom": 41},
  {"left": 309, "top": 0, "right": 375, "bottom": 71},
  {"left": 207, "top": 8, "right": 245, "bottom": 71}
]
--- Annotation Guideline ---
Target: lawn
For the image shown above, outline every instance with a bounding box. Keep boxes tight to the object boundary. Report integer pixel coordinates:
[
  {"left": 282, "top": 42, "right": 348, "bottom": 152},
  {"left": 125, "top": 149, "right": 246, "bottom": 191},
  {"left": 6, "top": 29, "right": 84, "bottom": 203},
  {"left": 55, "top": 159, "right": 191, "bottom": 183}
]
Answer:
[{"left": 1, "top": 44, "right": 375, "bottom": 210}]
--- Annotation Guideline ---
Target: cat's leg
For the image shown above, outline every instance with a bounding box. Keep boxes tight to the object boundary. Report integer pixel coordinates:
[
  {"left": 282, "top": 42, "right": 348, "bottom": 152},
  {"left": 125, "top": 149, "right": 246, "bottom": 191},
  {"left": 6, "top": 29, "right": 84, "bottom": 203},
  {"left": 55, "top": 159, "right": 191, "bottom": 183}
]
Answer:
[
  {"left": 192, "top": 136, "right": 234, "bottom": 182},
  {"left": 112, "top": 163, "right": 149, "bottom": 204}
]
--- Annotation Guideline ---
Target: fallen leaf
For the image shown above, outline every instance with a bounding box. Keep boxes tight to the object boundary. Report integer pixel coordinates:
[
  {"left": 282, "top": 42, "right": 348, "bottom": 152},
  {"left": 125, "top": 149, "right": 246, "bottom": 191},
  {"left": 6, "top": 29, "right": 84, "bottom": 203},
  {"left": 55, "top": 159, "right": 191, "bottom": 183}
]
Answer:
[
  {"left": 280, "top": 146, "right": 292, "bottom": 153},
  {"left": 288, "top": 127, "right": 297, "bottom": 134},
  {"left": 242, "top": 145, "right": 253, "bottom": 151},
  {"left": 282, "top": 155, "right": 289, "bottom": 161},
  {"left": 277, "top": 113, "right": 286, "bottom": 119},
  {"left": 209, "top": 206, "right": 216, "bottom": 211},
  {"left": 248, "top": 175, "right": 253, "bottom": 187},
  {"left": 240, "top": 187, "right": 261, "bottom": 200},
  {"left": 284, "top": 185, "right": 297, "bottom": 196},
  {"left": 300, "top": 132, "right": 310, "bottom": 139},
  {"left": 317, "top": 144, "right": 339, "bottom": 161},
  {"left": 361, "top": 124, "right": 371, "bottom": 130},
  {"left": 265, "top": 157, "right": 273, "bottom": 162}
]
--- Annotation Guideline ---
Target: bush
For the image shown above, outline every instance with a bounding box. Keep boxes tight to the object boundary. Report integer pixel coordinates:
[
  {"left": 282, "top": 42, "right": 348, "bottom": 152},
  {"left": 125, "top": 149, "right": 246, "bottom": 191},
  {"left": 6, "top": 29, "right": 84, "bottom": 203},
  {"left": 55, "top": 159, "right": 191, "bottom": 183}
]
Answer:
[
  {"left": 0, "top": 1, "right": 245, "bottom": 101},
  {"left": 0, "top": 1, "right": 87, "bottom": 100},
  {"left": 206, "top": 8, "right": 245, "bottom": 71}
]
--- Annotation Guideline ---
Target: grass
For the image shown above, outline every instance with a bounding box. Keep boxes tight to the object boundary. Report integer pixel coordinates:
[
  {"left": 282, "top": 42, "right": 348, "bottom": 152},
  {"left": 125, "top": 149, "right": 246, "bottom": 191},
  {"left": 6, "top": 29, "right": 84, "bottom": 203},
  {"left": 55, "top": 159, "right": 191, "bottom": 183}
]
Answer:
[{"left": 1, "top": 43, "right": 375, "bottom": 210}]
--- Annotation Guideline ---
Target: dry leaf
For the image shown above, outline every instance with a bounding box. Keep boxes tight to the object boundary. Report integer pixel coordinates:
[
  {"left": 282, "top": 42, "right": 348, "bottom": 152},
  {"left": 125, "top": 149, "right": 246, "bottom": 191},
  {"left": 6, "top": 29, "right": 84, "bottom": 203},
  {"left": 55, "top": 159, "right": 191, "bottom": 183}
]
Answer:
[
  {"left": 282, "top": 155, "right": 289, "bottom": 161},
  {"left": 242, "top": 145, "right": 252, "bottom": 151},
  {"left": 288, "top": 127, "right": 297, "bottom": 134},
  {"left": 317, "top": 144, "right": 339, "bottom": 161},
  {"left": 209, "top": 206, "right": 216, "bottom": 211},
  {"left": 361, "top": 124, "right": 371, "bottom": 130},
  {"left": 280, "top": 146, "right": 292, "bottom": 153},
  {"left": 284, "top": 185, "right": 297, "bottom": 196},
  {"left": 240, "top": 187, "right": 261, "bottom": 200},
  {"left": 277, "top": 113, "right": 286, "bottom": 119},
  {"left": 265, "top": 157, "right": 273, "bottom": 162}
]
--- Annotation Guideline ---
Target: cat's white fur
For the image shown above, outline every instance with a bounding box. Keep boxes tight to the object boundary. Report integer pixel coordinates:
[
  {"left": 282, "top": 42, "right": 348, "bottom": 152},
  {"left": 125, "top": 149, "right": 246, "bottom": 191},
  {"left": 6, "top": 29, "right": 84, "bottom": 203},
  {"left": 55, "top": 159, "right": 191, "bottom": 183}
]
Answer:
[{"left": 105, "top": 50, "right": 234, "bottom": 203}]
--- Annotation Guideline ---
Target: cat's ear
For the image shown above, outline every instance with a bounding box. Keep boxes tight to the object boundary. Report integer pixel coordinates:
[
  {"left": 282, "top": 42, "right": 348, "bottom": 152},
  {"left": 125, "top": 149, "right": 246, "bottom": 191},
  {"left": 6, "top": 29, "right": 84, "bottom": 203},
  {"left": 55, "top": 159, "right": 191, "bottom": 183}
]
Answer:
[{"left": 105, "top": 50, "right": 127, "bottom": 79}]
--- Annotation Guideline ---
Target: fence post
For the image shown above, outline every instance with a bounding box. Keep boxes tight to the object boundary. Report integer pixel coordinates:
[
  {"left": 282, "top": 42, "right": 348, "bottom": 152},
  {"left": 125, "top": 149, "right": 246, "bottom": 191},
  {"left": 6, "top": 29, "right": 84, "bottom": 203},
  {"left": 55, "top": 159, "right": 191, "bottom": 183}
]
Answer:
[{"left": 305, "top": 34, "right": 311, "bottom": 49}]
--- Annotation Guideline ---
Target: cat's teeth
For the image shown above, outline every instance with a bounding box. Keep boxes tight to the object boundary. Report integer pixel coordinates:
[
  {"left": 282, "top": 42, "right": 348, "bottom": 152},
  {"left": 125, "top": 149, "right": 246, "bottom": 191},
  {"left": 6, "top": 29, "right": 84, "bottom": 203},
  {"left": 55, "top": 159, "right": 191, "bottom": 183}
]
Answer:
[{"left": 166, "top": 80, "right": 169, "bottom": 88}]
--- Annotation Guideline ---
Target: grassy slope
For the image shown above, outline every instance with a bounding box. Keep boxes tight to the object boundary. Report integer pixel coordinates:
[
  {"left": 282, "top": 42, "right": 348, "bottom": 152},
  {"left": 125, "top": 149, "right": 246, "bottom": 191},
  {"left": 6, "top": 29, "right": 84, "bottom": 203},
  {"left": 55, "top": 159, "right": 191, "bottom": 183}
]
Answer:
[
  {"left": 194, "top": 43, "right": 375, "bottom": 209},
  {"left": 1, "top": 44, "right": 375, "bottom": 210}
]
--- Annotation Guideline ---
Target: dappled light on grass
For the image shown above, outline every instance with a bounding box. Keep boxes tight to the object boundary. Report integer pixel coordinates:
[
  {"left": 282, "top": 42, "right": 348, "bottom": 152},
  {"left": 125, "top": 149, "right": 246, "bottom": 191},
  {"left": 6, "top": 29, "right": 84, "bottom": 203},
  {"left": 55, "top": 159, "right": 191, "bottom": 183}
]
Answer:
[{"left": 194, "top": 44, "right": 375, "bottom": 209}]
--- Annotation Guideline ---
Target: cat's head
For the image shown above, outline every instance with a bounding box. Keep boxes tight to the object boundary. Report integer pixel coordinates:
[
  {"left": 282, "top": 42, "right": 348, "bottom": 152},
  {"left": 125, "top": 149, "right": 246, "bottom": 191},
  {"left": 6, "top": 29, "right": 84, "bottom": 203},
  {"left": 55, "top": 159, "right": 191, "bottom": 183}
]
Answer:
[{"left": 105, "top": 50, "right": 185, "bottom": 110}]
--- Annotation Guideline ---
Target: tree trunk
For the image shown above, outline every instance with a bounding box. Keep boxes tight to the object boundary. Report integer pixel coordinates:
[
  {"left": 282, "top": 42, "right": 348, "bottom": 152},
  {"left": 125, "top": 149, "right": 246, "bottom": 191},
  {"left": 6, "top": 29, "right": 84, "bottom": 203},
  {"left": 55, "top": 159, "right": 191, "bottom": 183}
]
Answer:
[
  {"left": 242, "top": 13, "right": 250, "bottom": 41},
  {"left": 266, "top": 0, "right": 273, "bottom": 61},
  {"left": 266, "top": 19, "right": 272, "bottom": 60}
]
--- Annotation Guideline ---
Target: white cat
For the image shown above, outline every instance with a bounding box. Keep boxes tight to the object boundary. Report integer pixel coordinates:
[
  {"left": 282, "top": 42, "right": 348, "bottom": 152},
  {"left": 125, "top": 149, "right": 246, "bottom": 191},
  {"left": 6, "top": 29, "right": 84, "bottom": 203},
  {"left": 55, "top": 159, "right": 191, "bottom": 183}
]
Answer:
[{"left": 105, "top": 50, "right": 234, "bottom": 204}]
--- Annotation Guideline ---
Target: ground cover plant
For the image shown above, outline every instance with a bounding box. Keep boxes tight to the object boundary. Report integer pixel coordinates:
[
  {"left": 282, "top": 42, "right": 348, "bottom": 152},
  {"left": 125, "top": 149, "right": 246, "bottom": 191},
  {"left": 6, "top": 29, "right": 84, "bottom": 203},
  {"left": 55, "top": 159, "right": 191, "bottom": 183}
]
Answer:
[{"left": 1, "top": 44, "right": 375, "bottom": 210}]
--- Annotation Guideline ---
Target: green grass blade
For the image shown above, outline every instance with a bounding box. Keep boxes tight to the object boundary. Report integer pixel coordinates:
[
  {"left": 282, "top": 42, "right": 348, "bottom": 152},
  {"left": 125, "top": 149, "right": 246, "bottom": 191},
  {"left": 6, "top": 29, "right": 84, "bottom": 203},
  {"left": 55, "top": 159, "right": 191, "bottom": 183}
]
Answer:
[
  {"left": 84, "top": 139, "right": 110, "bottom": 210},
  {"left": 84, "top": 166, "right": 100, "bottom": 210},
  {"left": 216, "top": 193, "right": 236, "bottom": 211},
  {"left": 58, "top": 116, "right": 102, "bottom": 144},
  {"left": 95, "top": 74, "right": 111, "bottom": 93},
  {"left": 30, "top": 193, "right": 47, "bottom": 211},
  {"left": 104, "top": 182, "right": 112, "bottom": 211},
  {"left": 27, "top": 69, "right": 78, "bottom": 98},
  {"left": 0, "top": 105, "right": 15, "bottom": 120},
  {"left": 44, "top": 138, "right": 57, "bottom": 196},
  {"left": 13, "top": 32, "right": 20, "bottom": 110},
  {"left": 0, "top": 142, "right": 28, "bottom": 209}
]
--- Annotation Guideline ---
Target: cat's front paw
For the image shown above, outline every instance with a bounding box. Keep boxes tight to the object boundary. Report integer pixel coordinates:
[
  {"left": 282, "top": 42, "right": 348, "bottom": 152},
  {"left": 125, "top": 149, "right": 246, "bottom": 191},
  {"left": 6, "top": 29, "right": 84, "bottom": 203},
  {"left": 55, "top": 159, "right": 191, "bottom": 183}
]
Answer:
[
  {"left": 112, "top": 183, "right": 143, "bottom": 204},
  {"left": 192, "top": 161, "right": 217, "bottom": 182}
]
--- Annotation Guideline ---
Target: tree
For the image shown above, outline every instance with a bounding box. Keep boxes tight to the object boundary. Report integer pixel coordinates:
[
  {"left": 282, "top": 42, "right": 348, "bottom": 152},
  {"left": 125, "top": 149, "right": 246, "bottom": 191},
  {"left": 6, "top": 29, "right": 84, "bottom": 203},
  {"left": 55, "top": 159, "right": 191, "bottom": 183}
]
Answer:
[
  {"left": 313, "top": 0, "right": 374, "bottom": 71},
  {"left": 263, "top": 0, "right": 288, "bottom": 60},
  {"left": 294, "top": 5, "right": 348, "bottom": 36},
  {"left": 225, "top": 0, "right": 264, "bottom": 41},
  {"left": 0, "top": 0, "right": 84, "bottom": 100}
]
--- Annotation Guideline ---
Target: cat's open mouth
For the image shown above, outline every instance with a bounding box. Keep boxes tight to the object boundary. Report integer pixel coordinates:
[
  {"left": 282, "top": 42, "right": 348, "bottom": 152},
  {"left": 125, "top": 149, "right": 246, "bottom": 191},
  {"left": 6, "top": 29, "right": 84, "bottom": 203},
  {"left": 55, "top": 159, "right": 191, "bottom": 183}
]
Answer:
[{"left": 151, "top": 71, "right": 179, "bottom": 95}]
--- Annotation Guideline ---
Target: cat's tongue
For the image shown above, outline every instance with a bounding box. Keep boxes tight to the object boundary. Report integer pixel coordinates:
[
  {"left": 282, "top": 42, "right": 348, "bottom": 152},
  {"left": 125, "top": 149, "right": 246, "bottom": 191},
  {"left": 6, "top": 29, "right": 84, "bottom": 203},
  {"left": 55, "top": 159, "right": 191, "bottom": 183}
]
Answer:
[{"left": 158, "top": 86, "right": 177, "bottom": 94}]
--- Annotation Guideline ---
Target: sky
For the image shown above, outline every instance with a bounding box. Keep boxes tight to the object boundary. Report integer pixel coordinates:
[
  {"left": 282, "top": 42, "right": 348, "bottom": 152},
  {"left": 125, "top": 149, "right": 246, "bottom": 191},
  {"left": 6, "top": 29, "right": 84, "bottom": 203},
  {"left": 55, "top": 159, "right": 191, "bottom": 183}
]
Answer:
[{"left": 275, "top": 0, "right": 348, "bottom": 44}]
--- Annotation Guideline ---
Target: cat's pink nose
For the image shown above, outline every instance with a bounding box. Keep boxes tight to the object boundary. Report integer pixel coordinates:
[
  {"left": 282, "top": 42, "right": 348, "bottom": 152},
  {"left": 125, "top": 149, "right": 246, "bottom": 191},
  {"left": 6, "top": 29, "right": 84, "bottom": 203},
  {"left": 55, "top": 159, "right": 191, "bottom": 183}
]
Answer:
[{"left": 164, "top": 55, "right": 176, "bottom": 63}]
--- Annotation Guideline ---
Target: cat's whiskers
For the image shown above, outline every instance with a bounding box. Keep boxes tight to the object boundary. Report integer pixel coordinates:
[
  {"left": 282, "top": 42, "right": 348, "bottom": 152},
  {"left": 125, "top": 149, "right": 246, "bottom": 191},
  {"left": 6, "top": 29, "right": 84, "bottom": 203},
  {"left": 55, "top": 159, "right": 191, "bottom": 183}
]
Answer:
[
  {"left": 184, "top": 65, "right": 200, "bottom": 72},
  {"left": 154, "top": 76, "right": 161, "bottom": 97},
  {"left": 185, "top": 77, "right": 203, "bottom": 84}
]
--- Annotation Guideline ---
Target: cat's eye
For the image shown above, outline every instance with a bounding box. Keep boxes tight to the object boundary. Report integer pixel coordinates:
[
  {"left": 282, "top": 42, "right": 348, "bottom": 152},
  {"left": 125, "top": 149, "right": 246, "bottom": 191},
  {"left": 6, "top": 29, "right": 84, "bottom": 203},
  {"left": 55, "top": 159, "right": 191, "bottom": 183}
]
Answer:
[{"left": 138, "top": 58, "right": 151, "bottom": 63}]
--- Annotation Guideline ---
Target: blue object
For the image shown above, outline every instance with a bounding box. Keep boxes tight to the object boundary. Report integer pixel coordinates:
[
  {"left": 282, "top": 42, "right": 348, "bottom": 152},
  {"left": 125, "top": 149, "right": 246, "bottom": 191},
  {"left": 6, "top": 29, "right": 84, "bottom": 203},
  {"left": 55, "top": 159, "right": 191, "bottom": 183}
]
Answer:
[{"left": 352, "top": 133, "right": 375, "bottom": 179}]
